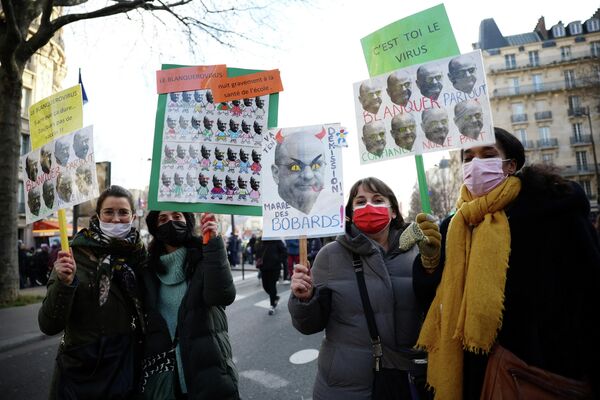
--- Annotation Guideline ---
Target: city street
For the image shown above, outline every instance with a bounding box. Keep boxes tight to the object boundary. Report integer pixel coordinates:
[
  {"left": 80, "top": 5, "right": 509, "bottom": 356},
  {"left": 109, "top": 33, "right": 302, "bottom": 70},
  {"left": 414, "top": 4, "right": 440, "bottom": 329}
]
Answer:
[{"left": 0, "top": 271, "right": 322, "bottom": 400}]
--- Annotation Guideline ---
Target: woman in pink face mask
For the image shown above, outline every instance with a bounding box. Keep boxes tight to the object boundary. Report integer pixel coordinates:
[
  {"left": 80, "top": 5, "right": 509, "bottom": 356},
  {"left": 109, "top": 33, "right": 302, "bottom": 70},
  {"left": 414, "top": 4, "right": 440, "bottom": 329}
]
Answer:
[
  {"left": 289, "top": 177, "right": 442, "bottom": 400},
  {"left": 417, "top": 128, "right": 600, "bottom": 400}
]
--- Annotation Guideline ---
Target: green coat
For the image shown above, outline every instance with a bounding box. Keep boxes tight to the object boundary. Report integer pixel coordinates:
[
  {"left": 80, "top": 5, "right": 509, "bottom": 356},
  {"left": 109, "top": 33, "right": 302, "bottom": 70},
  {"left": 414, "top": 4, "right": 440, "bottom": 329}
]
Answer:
[{"left": 38, "top": 235, "right": 145, "bottom": 399}]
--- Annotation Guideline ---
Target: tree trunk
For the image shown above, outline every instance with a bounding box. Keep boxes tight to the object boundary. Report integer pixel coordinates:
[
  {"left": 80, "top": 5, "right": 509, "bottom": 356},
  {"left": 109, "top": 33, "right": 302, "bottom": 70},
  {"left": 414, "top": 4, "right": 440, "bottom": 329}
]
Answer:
[{"left": 0, "top": 64, "right": 24, "bottom": 302}]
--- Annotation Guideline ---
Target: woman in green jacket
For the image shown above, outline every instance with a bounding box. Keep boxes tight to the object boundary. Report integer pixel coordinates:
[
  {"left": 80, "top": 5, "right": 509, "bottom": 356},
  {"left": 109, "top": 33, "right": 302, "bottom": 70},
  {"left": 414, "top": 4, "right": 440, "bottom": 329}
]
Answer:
[
  {"left": 38, "top": 185, "right": 146, "bottom": 399},
  {"left": 140, "top": 211, "right": 238, "bottom": 400}
]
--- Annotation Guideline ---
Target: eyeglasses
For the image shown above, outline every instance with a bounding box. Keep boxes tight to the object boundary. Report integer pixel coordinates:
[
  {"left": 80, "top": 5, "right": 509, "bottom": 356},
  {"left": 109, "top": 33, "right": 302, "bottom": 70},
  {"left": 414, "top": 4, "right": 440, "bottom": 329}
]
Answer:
[
  {"left": 278, "top": 161, "right": 324, "bottom": 173},
  {"left": 100, "top": 209, "right": 132, "bottom": 218},
  {"left": 453, "top": 67, "right": 477, "bottom": 78}
]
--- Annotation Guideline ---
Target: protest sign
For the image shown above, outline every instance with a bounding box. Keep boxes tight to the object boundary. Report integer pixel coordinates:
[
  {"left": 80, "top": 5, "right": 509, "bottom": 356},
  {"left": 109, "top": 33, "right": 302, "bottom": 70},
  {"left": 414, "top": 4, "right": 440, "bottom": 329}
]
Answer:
[
  {"left": 28, "top": 85, "right": 84, "bottom": 150},
  {"left": 148, "top": 65, "right": 280, "bottom": 216},
  {"left": 156, "top": 65, "right": 227, "bottom": 94},
  {"left": 21, "top": 126, "right": 98, "bottom": 223},
  {"left": 261, "top": 123, "right": 345, "bottom": 240},
  {"left": 361, "top": 4, "right": 458, "bottom": 77},
  {"left": 210, "top": 69, "right": 283, "bottom": 103},
  {"left": 354, "top": 50, "right": 494, "bottom": 164}
]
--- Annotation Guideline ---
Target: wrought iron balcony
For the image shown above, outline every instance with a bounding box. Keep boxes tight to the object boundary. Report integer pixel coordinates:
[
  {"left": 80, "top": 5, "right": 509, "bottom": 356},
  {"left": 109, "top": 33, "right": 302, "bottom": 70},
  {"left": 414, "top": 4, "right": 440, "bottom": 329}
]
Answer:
[
  {"left": 570, "top": 135, "right": 592, "bottom": 145},
  {"left": 521, "top": 140, "right": 536, "bottom": 150},
  {"left": 534, "top": 111, "right": 553, "bottom": 121},
  {"left": 537, "top": 138, "right": 559, "bottom": 148},
  {"left": 560, "top": 164, "right": 598, "bottom": 177},
  {"left": 568, "top": 107, "right": 588, "bottom": 117},
  {"left": 511, "top": 114, "right": 528, "bottom": 123},
  {"left": 487, "top": 48, "right": 600, "bottom": 72}
]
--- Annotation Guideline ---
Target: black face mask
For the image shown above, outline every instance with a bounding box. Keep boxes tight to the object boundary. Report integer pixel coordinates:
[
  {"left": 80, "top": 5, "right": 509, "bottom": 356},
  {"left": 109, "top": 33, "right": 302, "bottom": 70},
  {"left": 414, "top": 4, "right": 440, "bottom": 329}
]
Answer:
[{"left": 156, "top": 220, "right": 191, "bottom": 247}]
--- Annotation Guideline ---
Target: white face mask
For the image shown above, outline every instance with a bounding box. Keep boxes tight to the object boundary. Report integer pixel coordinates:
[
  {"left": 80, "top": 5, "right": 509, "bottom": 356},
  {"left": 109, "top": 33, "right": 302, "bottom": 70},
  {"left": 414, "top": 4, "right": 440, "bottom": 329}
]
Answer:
[{"left": 99, "top": 221, "right": 132, "bottom": 239}]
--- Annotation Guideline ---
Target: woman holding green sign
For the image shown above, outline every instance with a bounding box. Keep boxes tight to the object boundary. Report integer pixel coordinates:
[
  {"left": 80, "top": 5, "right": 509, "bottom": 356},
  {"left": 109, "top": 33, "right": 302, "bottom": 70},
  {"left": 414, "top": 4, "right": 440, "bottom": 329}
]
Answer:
[
  {"left": 289, "top": 177, "right": 441, "bottom": 400},
  {"left": 417, "top": 128, "right": 600, "bottom": 399}
]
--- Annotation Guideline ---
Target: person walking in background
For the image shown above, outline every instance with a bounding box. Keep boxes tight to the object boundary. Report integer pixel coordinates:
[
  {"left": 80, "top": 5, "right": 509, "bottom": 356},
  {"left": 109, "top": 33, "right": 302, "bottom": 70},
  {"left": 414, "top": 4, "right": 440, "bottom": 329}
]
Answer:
[
  {"left": 33, "top": 243, "right": 51, "bottom": 285},
  {"left": 246, "top": 233, "right": 257, "bottom": 265},
  {"left": 284, "top": 238, "right": 299, "bottom": 283},
  {"left": 38, "top": 185, "right": 146, "bottom": 399},
  {"left": 140, "top": 211, "right": 239, "bottom": 399},
  {"left": 417, "top": 128, "right": 600, "bottom": 399},
  {"left": 289, "top": 177, "right": 441, "bottom": 400},
  {"left": 17, "top": 241, "right": 28, "bottom": 289},
  {"left": 255, "top": 238, "right": 287, "bottom": 315},
  {"left": 227, "top": 230, "right": 241, "bottom": 268},
  {"left": 307, "top": 237, "right": 322, "bottom": 265}
]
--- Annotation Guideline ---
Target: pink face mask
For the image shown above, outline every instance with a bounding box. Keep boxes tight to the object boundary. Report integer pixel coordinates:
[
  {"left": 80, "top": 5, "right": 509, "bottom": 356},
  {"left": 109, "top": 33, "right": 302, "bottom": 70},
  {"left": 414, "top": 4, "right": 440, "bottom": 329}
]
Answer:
[{"left": 462, "top": 157, "right": 508, "bottom": 197}]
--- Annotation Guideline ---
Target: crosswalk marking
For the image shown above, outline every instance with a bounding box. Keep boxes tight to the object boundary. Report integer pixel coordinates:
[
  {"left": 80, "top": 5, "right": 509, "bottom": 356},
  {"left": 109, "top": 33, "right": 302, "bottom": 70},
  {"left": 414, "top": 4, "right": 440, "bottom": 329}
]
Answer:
[
  {"left": 239, "top": 369, "right": 289, "bottom": 389},
  {"left": 253, "top": 290, "right": 291, "bottom": 309}
]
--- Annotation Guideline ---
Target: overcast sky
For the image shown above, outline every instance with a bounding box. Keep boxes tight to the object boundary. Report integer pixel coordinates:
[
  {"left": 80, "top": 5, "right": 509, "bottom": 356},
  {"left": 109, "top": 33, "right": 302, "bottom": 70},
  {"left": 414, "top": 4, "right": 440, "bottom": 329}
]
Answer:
[{"left": 61, "top": 0, "right": 599, "bottom": 214}]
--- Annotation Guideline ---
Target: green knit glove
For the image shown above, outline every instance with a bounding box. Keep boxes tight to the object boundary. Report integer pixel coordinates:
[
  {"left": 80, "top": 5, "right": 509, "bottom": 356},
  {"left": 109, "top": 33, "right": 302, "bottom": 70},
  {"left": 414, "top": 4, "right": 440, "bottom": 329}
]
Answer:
[{"left": 399, "top": 213, "right": 441, "bottom": 270}]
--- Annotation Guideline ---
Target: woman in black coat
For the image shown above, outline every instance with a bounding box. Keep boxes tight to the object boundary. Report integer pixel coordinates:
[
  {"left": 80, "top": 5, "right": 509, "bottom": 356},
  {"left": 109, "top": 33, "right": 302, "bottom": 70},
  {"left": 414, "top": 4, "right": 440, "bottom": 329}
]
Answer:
[
  {"left": 140, "top": 211, "right": 239, "bottom": 399},
  {"left": 255, "top": 238, "right": 287, "bottom": 315},
  {"left": 417, "top": 128, "right": 600, "bottom": 399}
]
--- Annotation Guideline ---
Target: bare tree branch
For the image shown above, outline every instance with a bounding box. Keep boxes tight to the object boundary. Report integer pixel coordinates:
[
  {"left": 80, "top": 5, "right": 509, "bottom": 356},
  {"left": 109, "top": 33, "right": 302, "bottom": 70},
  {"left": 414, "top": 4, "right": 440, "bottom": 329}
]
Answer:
[
  {"left": 41, "top": 0, "right": 54, "bottom": 25},
  {"left": 0, "top": 0, "right": 23, "bottom": 62}
]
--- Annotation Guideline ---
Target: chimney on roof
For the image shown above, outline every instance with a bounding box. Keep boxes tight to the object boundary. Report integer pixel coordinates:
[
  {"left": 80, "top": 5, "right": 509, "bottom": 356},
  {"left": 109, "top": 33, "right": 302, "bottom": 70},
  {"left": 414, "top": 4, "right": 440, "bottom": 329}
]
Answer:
[
  {"left": 593, "top": 8, "right": 600, "bottom": 19},
  {"left": 534, "top": 16, "right": 548, "bottom": 40}
]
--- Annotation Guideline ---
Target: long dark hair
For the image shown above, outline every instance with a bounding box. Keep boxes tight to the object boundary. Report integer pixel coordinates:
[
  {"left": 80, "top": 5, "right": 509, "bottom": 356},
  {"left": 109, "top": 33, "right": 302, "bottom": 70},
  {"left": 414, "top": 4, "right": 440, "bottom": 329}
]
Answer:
[
  {"left": 493, "top": 127, "right": 571, "bottom": 196},
  {"left": 345, "top": 177, "right": 406, "bottom": 234},
  {"left": 145, "top": 210, "right": 198, "bottom": 274}
]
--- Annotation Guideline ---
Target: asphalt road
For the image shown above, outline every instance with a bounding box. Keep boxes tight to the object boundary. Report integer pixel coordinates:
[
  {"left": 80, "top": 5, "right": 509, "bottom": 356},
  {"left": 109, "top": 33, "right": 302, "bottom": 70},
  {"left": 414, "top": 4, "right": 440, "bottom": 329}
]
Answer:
[{"left": 0, "top": 274, "right": 323, "bottom": 400}]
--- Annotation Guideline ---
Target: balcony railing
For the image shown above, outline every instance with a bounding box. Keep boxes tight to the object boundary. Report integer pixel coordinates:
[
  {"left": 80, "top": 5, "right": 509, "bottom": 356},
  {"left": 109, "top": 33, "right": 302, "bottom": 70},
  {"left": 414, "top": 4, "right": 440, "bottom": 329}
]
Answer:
[
  {"left": 534, "top": 111, "right": 553, "bottom": 121},
  {"left": 537, "top": 138, "right": 559, "bottom": 148},
  {"left": 511, "top": 114, "right": 528, "bottom": 123},
  {"left": 570, "top": 135, "right": 592, "bottom": 145},
  {"left": 568, "top": 107, "right": 588, "bottom": 117},
  {"left": 522, "top": 140, "right": 536, "bottom": 150},
  {"left": 560, "top": 164, "right": 599, "bottom": 177},
  {"left": 492, "top": 78, "right": 600, "bottom": 99},
  {"left": 488, "top": 48, "right": 600, "bottom": 72}
]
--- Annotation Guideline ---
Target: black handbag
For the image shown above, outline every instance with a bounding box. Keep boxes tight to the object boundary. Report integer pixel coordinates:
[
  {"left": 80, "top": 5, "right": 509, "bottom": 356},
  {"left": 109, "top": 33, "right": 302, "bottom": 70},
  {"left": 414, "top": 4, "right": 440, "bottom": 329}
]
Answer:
[
  {"left": 351, "top": 253, "right": 430, "bottom": 400},
  {"left": 56, "top": 334, "right": 136, "bottom": 400}
]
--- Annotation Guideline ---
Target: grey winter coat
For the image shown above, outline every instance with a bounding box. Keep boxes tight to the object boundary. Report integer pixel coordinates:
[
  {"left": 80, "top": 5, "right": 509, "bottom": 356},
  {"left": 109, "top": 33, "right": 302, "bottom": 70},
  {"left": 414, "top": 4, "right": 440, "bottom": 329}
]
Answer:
[{"left": 288, "top": 228, "right": 436, "bottom": 400}]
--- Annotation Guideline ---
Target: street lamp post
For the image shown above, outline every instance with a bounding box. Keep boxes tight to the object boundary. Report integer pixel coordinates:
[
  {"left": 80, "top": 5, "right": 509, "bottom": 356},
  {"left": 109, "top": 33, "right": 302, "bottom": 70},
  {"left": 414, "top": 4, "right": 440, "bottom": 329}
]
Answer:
[{"left": 584, "top": 106, "right": 600, "bottom": 203}]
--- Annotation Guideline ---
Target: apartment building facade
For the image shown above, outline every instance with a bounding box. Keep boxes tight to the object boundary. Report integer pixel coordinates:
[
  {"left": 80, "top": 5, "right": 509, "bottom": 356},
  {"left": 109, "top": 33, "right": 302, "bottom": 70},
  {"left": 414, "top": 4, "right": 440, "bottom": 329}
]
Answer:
[{"left": 476, "top": 11, "right": 600, "bottom": 213}]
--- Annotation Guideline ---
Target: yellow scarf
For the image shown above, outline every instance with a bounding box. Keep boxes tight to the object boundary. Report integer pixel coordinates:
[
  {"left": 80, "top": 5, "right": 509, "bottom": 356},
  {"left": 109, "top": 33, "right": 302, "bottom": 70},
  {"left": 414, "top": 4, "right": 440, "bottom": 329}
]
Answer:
[{"left": 416, "top": 176, "right": 521, "bottom": 400}]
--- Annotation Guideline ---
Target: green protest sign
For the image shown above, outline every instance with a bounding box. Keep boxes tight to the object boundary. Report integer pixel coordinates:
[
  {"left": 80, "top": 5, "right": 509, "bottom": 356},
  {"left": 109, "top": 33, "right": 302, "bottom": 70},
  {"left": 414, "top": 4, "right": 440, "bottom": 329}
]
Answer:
[
  {"left": 361, "top": 3, "right": 459, "bottom": 76},
  {"left": 360, "top": 4, "right": 460, "bottom": 214},
  {"left": 148, "top": 64, "right": 279, "bottom": 216}
]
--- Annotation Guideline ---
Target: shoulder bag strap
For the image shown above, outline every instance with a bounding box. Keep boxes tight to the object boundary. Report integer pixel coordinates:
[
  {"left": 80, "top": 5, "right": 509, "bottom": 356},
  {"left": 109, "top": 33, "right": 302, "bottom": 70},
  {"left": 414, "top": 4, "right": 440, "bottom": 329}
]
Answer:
[{"left": 352, "top": 252, "right": 384, "bottom": 371}]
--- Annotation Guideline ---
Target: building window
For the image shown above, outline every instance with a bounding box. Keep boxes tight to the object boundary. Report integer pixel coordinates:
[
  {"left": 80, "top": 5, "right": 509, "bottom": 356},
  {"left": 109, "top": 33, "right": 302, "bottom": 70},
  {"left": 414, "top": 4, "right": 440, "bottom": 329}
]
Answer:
[
  {"left": 553, "top": 24, "right": 566, "bottom": 37},
  {"left": 20, "top": 134, "right": 30, "bottom": 156},
  {"left": 542, "top": 153, "right": 554, "bottom": 164},
  {"left": 532, "top": 74, "right": 543, "bottom": 91},
  {"left": 568, "top": 22, "right": 582, "bottom": 35},
  {"left": 528, "top": 50, "right": 540, "bottom": 67},
  {"left": 505, "top": 54, "right": 516, "bottom": 69},
  {"left": 516, "top": 128, "right": 527, "bottom": 142},
  {"left": 580, "top": 180, "right": 592, "bottom": 197},
  {"left": 18, "top": 182, "right": 25, "bottom": 214},
  {"left": 576, "top": 151, "right": 588, "bottom": 170},
  {"left": 511, "top": 77, "right": 520, "bottom": 94},
  {"left": 586, "top": 18, "right": 600, "bottom": 33},
  {"left": 560, "top": 46, "right": 571, "bottom": 61},
  {"left": 538, "top": 126, "right": 550, "bottom": 141},
  {"left": 564, "top": 70, "right": 576, "bottom": 88},
  {"left": 572, "top": 123, "right": 584, "bottom": 140},
  {"left": 21, "top": 87, "right": 32, "bottom": 118},
  {"left": 569, "top": 95, "right": 582, "bottom": 110},
  {"left": 591, "top": 41, "right": 600, "bottom": 57}
]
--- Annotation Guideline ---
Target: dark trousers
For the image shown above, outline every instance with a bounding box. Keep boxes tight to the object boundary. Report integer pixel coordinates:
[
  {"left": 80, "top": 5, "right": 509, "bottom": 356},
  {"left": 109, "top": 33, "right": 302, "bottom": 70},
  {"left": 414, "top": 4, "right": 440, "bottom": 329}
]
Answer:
[
  {"left": 286, "top": 254, "right": 299, "bottom": 280},
  {"left": 261, "top": 269, "right": 279, "bottom": 307}
]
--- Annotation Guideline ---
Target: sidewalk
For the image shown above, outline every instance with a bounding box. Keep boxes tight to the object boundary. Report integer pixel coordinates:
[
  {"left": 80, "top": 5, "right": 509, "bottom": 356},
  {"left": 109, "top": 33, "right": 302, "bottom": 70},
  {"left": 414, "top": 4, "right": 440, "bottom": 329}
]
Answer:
[
  {"left": 0, "top": 286, "right": 50, "bottom": 352},
  {"left": 0, "top": 266, "right": 260, "bottom": 353}
]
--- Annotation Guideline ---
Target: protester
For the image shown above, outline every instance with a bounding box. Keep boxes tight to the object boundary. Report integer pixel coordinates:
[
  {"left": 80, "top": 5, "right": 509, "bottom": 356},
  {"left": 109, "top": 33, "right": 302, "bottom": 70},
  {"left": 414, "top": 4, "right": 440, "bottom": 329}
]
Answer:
[
  {"left": 38, "top": 185, "right": 146, "bottom": 399},
  {"left": 284, "top": 239, "right": 299, "bottom": 283},
  {"left": 140, "top": 211, "right": 239, "bottom": 399},
  {"left": 33, "top": 243, "right": 51, "bottom": 285},
  {"left": 255, "top": 237, "right": 287, "bottom": 315},
  {"left": 288, "top": 177, "right": 442, "bottom": 400},
  {"left": 17, "top": 240, "right": 28, "bottom": 289},
  {"left": 417, "top": 127, "right": 600, "bottom": 399},
  {"left": 307, "top": 237, "right": 322, "bottom": 265},
  {"left": 227, "top": 230, "right": 241, "bottom": 268}
]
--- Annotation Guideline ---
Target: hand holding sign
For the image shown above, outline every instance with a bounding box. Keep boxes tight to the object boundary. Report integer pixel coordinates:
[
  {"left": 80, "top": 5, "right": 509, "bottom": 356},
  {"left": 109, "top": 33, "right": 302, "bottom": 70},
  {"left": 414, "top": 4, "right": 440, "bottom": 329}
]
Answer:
[
  {"left": 201, "top": 213, "right": 218, "bottom": 243},
  {"left": 291, "top": 263, "right": 313, "bottom": 301},
  {"left": 54, "top": 250, "right": 76, "bottom": 285}
]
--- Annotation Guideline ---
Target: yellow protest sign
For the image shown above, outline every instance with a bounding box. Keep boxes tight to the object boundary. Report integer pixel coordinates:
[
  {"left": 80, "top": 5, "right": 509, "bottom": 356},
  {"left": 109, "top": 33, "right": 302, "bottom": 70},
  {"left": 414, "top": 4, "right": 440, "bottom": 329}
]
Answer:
[{"left": 28, "top": 85, "right": 83, "bottom": 150}]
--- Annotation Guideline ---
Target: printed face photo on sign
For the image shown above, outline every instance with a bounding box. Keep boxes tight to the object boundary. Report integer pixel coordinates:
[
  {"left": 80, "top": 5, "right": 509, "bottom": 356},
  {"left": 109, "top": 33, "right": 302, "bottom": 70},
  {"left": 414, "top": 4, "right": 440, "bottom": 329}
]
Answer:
[
  {"left": 358, "top": 81, "right": 383, "bottom": 114},
  {"left": 28, "top": 187, "right": 41, "bottom": 216},
  {"left": 271, "top": 128, "right": 326, "bottom": 215},
  {"left": 362, "top": 121, "right": 387, "bottom": 156},
  {"left": 391, "top": 114, "right": 417, "bottom": 151},
  {"left": 416, "top": 64, "right": 444, "bottom": 100},
  {"left": 42, "top": 179, "right": 55, "bottom": 208},
  {"left": 73, "top": 131, "right": 90, "bottom": 160},
  {"left": 55, "top": 137, "right": 71, "bottom": 167},
  {"left": 40, "top": 145, "right": 52, "bottom": 174},
  {"left": 448, "top": 55, "right": 478, "bottom": 94},
  {"left": 422, "top": 108, "right": 449, "bottom": 145},
  {"left": 454, "top": 100, "right": 483, "bottom": 139},
  {"left": 25, "top": 154, "right": 39, "bottom": 182},
  {"left": 386, "top": 70, "right": 412, "bottom": 106}
]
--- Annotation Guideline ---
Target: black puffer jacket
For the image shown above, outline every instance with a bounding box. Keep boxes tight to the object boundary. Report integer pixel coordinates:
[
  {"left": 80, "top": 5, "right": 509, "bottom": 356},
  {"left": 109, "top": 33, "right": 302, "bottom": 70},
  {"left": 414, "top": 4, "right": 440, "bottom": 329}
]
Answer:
[{"left": 140, "top": 236, "right": 239, "bottom": 399}]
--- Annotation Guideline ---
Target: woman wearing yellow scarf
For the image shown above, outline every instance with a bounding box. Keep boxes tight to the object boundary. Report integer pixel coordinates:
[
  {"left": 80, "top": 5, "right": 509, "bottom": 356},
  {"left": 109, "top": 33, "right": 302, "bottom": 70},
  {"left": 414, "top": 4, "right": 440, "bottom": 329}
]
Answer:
[{"left": 417, "top": 128, "right": 600, "bottom": 399}]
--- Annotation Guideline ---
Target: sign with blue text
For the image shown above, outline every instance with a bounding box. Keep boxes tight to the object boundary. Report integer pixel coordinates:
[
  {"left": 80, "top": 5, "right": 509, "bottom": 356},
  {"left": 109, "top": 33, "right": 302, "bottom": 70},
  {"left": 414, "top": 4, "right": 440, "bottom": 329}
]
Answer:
[{"left": 261, "top": 123, "right": 345, "bottom": 239}]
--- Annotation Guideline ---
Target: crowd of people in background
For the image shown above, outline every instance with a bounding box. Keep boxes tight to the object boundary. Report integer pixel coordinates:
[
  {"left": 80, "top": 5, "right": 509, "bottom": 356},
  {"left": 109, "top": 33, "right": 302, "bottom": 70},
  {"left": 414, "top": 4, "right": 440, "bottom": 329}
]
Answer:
[{"left": 17, "top": 240, "right": 58, "bottom": 288}]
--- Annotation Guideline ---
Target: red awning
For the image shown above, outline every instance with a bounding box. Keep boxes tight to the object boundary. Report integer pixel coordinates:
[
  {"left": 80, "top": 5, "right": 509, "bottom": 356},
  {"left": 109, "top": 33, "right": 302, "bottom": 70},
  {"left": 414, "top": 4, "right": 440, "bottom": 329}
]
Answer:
[{"left": 32, "top": 219, "right": 73, "bottom": 237}]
